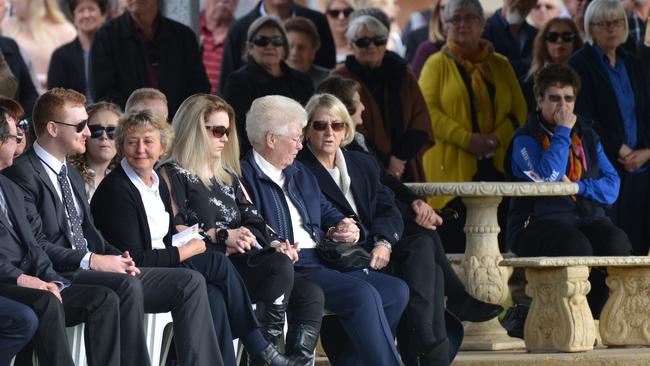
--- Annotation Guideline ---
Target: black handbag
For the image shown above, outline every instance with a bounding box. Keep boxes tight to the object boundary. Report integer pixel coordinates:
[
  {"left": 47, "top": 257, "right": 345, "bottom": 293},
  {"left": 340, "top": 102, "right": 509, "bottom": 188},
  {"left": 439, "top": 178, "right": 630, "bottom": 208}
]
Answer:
[{"left": 316, "top": 239, "right": 371, "bottom": 271}]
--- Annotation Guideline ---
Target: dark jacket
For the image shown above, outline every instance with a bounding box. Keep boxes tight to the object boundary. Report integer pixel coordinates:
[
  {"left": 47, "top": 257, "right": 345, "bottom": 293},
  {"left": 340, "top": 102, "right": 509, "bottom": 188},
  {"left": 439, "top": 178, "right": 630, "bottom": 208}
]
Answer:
[
  {"left": 3, "top": 148, "right": 121, "bottom": 273},
  {"left": 240, "top": 151, "right": 346, "bottom": 244},
  {"left": 90, "top": 164, "right": 180, "bottom": 268},
  {"left": 91, "top": 11, "right": 210, "bottom": 115},
  {"left": 0, "top": 175, "right": 68, "bottom": 285},
  {"left": 568, "top": 44, "right": 650, "bottom": 169},
  {"left": 222, "top": 60, "right": 314, "bottom": 154},
  {"left": 218, "top": 1, "right": 335, "bottom": 94},
  {"left": 48, "top": 38, "right": 87, "bottom": 96},
  {"left": 0, "top": 36, "right": 37, "bottom": 117},
  {"left": 297, "top": 148, "right": 403, "bottom": 249}
]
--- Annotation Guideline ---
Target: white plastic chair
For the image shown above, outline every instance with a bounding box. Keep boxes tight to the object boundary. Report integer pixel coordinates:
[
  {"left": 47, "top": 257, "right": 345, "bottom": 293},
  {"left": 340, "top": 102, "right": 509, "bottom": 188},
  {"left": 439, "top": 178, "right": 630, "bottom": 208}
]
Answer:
[
  {"left": 65, "top": 323, "right": 86, "bottom": 366},
  {"left": 144, "top": 312, "right": 174, "bottom": 366}
]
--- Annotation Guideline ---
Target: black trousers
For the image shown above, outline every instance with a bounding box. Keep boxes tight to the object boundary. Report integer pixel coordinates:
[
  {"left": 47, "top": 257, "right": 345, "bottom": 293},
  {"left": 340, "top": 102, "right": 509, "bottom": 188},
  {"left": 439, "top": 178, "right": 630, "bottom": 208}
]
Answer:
[
  {"left": 609, "top": 169, "right": 650, "bottom": 255},
  {"left": 72, "top": 267, "right": 222, "bottom": 366},
  {"left": 514, "top": 217, "right": 632, "bottom": 316},
  {"left": 0, "top": 296, "right": 36, "bottom": 366},
  {"left": 0, "top": 283, "right": 119, "bottom": 366}
]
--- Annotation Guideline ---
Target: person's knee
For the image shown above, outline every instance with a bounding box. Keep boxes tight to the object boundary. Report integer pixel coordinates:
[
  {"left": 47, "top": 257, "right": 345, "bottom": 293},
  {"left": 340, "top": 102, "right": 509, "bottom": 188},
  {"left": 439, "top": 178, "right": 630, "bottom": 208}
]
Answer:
[
  {"left": 177, "top": 268, "right": 208, "bottom": 294},
  {"left": 15, "top": 305, "right": 38, "bottom": 337},
  {"left": 32, "top": 291, "right": 64, "bottom": 320},
  {"left": 118, "top": 273, "right": 143, "bottom": 297},
  {"left": 598, "top": 228, "right": 633, "bottom": 256}
]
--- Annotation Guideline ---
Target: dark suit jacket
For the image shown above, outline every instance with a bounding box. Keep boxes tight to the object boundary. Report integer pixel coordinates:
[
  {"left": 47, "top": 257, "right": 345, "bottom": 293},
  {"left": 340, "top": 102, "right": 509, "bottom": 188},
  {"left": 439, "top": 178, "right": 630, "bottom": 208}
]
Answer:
[
  {"left": 3, "top": 147, "right": 121, "bottom": 273},
  {"left": 218, "top": 1, "right": 335, "bottom": 94},
  {"left": 91, "top": 11, "right": 210, "bottom": 115},
  {"left": 568, "top": 44, "right": 650, "bottom": 168},
  {"left": 90, "top": 164, "right": 180, "bottom": 268},
  {"left": 0, "top": 36, "right": 38, "bottom": 117},
  {"left": 0, "top": 175, "right": 68, "bottom": 285},
  {"left": 297, "top": 148, "right": 403, "bottom": 249},
  {"left": 47, "top": 38, "right": 87, "bottom": 96}
]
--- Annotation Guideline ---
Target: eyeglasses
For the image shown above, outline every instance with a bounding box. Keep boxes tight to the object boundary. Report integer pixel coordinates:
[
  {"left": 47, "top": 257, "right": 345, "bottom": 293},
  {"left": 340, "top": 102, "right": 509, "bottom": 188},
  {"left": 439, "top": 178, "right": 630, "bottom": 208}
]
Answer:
[
  {"left": 545, "top": 31, "right": 575, "bottom": 43},
  {"left": 7, "top": 133, "right": 23, "bottom": 144},
  {"left": 51, "top": 119, "right": 88, "bottom": 133},
  {"left": 327, "top": 8, "right": 354, "bottom": 18},
  {"left": 446, "top": 14, "right": 481, "bottom": 25},
  {"left": 89, "top": 125, "right": 116, "bottom": 139},
  {"left": 16, "top": 118, "right": 29, "bottom": 132},
  {"left": 591, "top": 18, "right": 625, "bottom": 29},
  {"left": 275, "top": 133, "right": 303, "bottom": 145},
  {"left": 311, "top": 120, "right": 346, "bottom": 132},
  {"left": 205, "top": 125, "right": 230, "bottom": 139},
  {"left": 547, "top": 94, "right": 576, "bottom": 103},
  {"left": 535, "top": 3, "right": 557, "bottom": 10},
  {"left": 250, "top": 35, "right": 284, "bottom": 47},
  {"left": 352, "top": 35, "right": 388, "bottom": 48}
]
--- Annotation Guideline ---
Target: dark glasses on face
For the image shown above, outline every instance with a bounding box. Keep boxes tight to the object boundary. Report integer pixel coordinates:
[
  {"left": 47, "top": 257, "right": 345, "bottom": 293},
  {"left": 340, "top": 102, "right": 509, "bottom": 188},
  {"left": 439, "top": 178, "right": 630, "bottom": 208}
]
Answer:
[
  {"left": 311, "top": 120, "right": 346, "bottom": 131},
  {"left": 89, "top": 125, "right": 116, "bottom": 139},
  {"left": 52, "top": 119, "right": 88, "bottom": 133},
  {"left": 352, "top": 35, "right": 388, "bottom": 48},
  {"left": 7, "top": 133, "right": 23, "bottom": 144},
  {"left": 16, "top": 118, "right": 29, "bottom": 131},
  {"left": 545, "top": 31, "right": 575, "bottom": 43},
  {"left": 327, "top": 8, "right": 354, "bottom": 18},
  {"left": 250, "top": 35, "right": 284, "bottom": 47},
  {"left": 547, "top": 94, "right": 575, "bottom": 103},
  {"left": 205, "top": 125, "right": 230, "bottom": 138}
]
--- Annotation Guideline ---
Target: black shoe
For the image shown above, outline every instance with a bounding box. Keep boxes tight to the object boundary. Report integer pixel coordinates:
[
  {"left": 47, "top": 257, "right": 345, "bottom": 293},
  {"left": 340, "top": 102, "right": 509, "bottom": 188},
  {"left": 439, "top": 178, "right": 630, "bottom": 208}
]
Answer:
[
  {"left": 249, "top": 343, "right": 289, "bottom": 366},
  {"left": 248, "top": 303, "right": 288, "bottom": 366},
  {"left": 447, "top": 296, "right": 503, "bottom": 322},
  {"left": 418, "top": 338, "right": 450, "bottom": 366},
  {"left": 500, "top": 304, "right": 529, "bottom": 339},
  {"left": 285, "top": 323, "right": 320, "bottom": 366}
]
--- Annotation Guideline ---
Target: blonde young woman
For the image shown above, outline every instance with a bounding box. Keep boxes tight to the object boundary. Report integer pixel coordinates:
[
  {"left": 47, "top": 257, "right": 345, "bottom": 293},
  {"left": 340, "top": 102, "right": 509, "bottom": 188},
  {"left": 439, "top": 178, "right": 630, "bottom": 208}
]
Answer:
[{"left": 3, "top": 0, "right": 76, "bottom": 90}]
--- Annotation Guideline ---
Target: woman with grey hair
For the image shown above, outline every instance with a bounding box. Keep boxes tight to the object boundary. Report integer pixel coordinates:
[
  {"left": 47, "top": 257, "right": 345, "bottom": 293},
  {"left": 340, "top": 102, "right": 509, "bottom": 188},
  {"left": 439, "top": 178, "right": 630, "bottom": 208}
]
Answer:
[
  {"left": 418, "top": 0, "right": 527, "bottom": 252},
  {"left": 331, "top": 14, "right": 434, "bottom": 184},
  {"left": 222, "top": 15, "right": 314, "bottom": 155},
  {"left": 568, "top": 0, "right": 650, "bottom": 255},
  {"left": 241, "top": 95, "right": 410, "bottom": 366}
]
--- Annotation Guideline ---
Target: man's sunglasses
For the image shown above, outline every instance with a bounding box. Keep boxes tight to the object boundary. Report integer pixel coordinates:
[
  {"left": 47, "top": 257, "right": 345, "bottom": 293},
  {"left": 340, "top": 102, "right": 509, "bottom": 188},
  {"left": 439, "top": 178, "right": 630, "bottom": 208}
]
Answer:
[
  {"left": 205, "top": 125, "right": 230, "bottom": 138},
  {"left": 352, "top": 35, "right": 388, "bottom": 48},
  {"left": 7, "top": 133, "right": 23, "bottom": 144},
  {"left": 311, "top": 120, "right": 346, "bottom": 131},
  {"left": 51, "top": 119, "right": 88, "bottom": 133},
  {"left": 544, "top": 31, "right": 575, "bottom": 43},
  {"left": 89, "top": 125, "right": 116, "bottom": 139},
  {"left": 250, "top": 35, "right": 284, "bottom": 47},
  {"left": 327, "top": 8, "right": 354, "bottom": 18}
]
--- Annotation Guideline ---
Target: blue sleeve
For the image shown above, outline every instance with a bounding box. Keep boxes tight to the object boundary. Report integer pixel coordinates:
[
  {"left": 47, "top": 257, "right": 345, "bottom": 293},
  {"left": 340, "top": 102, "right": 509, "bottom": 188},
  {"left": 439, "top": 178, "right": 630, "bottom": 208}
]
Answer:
[
  {"left": 575, "top": 142, "right": 620, "bottom": 205},
  {"left": 511, "top": 126, "right": 572, "bottom": 182}
]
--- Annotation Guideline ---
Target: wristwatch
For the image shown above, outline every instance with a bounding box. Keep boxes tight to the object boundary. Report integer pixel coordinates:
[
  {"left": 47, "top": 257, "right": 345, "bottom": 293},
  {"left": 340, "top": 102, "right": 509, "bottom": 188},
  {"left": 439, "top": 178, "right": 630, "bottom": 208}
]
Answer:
[{"left": 216, "top": 228, "right": 229, "bottom": 245}]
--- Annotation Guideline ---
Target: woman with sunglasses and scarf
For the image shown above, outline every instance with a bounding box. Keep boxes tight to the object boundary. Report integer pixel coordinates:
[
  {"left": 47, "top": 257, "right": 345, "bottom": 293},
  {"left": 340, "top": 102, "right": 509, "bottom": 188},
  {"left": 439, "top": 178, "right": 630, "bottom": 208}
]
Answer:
[
  {"left": 222, "top": 16, "right": 314, "bottom": 155},
  {"left": 520, "top": 17, "right": 583, "bottom": 112},
  {"left": 69, "top": 101, "right": 121, "bottom": 200},
  {"left": 331, "top": 15, "right": 434, "bottom": 183}
]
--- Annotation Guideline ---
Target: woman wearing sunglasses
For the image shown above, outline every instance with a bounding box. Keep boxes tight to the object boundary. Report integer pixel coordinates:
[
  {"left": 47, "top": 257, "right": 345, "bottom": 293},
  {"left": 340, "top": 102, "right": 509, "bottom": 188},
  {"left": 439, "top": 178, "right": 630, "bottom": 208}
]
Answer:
[
  {"left": 324, "top": 0, "right": 355, "bottom": 63},
  {"left": 69, "top": 101, "right": 121, "bottom": 200},
  {"left": 0, "top": 97, "right": 28, "bottom": 158},
  {"left": 222, "top": 16, "right": 314, "bottom": 155},
  {"left": 331, "top": 15, "right": 434, "bottom": 184},
  {"left": 520, "top": 17, "right": 583, "bottom": 112}
]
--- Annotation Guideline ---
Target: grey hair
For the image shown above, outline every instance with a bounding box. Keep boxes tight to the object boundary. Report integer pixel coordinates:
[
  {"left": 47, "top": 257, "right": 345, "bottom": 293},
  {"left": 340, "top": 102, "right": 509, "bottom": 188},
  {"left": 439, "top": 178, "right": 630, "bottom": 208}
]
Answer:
[
  {"left": 583, "top": 0, "right": 628, "bottom": 44},
  {"left": 246, "top": 95, "right": 307, "bottom": 150},
  {"left": 345, "top": 15, "right": 388, "bottom": 41},
  {"left": 442, "top": 0, "right": 485, "bottom": 25},
  {"left": 246, "top": 15, "right": 290, "bottom": 61}
]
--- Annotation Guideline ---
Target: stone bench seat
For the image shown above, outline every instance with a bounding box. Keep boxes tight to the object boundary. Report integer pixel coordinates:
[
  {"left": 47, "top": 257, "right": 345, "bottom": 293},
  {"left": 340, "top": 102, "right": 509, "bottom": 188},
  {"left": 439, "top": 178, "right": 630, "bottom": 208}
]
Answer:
[{"left": 499, "top": 256, "right": 650, "bottom": 353}]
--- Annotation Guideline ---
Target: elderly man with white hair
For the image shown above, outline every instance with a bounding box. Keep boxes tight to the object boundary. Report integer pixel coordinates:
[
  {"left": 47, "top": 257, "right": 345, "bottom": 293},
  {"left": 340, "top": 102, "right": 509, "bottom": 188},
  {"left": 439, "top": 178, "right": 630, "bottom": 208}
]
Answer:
[{"left": 240, "top": 95, "right": 409, "bottom": 366}]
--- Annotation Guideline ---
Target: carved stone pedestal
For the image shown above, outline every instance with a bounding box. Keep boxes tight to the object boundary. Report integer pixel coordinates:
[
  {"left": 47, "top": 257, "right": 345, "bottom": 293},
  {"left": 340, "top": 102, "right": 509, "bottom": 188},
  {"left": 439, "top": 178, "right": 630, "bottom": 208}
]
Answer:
[{"left": 524, "top": 266, "right": 596, "bottom": 352}]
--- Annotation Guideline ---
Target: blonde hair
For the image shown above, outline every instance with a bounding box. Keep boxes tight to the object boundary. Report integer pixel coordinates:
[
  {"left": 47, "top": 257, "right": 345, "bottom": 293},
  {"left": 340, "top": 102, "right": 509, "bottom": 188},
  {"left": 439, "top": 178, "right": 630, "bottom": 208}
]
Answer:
[
  {"left": 167, "top": 94, "right": 240, "bottom": 187},
  {"left": 115, "top": 110, "right": 173, "bottom": 158},
  {"left": 10, "top": 0, "right": 71, "bottom": 45},
  {"left": 305, "top": 94, "right": 356, "bottom": 147}
]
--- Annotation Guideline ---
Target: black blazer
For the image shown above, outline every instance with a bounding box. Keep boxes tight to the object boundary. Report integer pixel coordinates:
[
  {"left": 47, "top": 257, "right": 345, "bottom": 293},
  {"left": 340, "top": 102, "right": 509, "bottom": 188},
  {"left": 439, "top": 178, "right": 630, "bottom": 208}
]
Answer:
[
  {"left": 569, "top": 44, "right": 650, "bottom": 168},
  {"left": 3, "top": 147, "right": 121, "bottom": 273},
  {"left": 0, "top": 175, "right": 68, "bottom": 285},
  {"left": 0, "top": 36, "right": 38, "bottom": 117},
  {"left": 218, "top": 1, "right": 335, "bottom": 94},
  {"left": 297, "top": 148, "right": 403, "bottom": 248},
  {"left": 91, "top": 12, "right": 210, "bottom": 115},
  {"left": 91, "top": 164, "right": 180, "bottom": 268},
  {"left": 47, "top": 38, "right": 87, "bottom": 96}
]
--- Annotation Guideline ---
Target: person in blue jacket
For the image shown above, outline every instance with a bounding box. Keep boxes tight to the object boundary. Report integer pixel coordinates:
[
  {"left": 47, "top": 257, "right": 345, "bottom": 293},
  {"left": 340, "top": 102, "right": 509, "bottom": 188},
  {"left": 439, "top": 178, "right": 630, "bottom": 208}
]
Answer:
[{"left": 506, "top": 63, "right": 632, "bottom": 317}]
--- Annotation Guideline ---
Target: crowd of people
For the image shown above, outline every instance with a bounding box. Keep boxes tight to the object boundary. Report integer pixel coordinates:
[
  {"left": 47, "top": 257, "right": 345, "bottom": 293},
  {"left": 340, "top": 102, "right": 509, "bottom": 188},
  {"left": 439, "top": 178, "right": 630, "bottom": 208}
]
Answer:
[{"left": 0, "top": 0, "right": 649, "bottom": 365}]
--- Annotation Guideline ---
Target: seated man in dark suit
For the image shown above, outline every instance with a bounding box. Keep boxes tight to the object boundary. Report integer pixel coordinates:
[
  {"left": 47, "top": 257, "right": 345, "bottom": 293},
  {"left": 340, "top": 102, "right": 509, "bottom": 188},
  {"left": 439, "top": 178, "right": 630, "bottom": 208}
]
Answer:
[
  {"left": 3, "top": 88, "right": 223, "bottom": 366},
  {"left": 0, "top": 104, "right": 120, "bottom": 366}
]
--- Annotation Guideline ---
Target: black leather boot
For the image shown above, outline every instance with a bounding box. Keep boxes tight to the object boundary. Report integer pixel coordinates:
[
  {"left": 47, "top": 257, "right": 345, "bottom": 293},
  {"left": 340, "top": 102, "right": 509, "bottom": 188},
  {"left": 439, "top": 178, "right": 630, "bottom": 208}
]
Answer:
[
  {"left": 248, "top": 343, "right": 290, "bottom": 366},
  {"left": 418, "top": 338, "right": 450, "bottom": 366},
  {"left": 249, "top": 303, "right": 289, "bottom": 366},
  {"left": 285, "top": 323, "right": 320, "bottom": 366}
]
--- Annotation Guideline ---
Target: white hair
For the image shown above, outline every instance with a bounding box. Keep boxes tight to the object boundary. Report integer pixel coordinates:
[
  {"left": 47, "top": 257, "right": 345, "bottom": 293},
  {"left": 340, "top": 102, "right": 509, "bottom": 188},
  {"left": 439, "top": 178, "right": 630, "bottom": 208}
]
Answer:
[
  {"left": 245, "top": 95, "right": 307, "bottom": 150},
  {"left": 345, "top": 15, "right": 388, "bottom": 41}
]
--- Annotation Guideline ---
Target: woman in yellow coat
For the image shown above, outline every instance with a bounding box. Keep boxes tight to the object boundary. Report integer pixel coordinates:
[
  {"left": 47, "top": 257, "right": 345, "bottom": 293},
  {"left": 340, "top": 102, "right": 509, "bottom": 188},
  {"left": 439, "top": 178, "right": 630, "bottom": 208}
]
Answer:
[{"left": 418, "top": 0, "right": 527, "bottom": 252}]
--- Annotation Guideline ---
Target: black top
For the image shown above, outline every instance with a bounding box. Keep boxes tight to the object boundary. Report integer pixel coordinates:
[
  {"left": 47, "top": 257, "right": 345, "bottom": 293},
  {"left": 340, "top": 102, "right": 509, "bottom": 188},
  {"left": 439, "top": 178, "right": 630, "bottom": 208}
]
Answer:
[
  {"left": 0, "top": 36, "right": 37, "bottom": 117},
  {"left": 48, "top": 38, "right": 87, "bottom": 97}
]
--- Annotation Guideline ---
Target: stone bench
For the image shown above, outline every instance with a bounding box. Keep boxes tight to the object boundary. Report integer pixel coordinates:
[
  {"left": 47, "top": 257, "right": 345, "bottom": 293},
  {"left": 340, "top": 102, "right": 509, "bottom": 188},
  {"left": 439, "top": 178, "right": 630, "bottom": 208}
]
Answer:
[{"left": 499, "top": 256, "right": 650, "bottom": 353}]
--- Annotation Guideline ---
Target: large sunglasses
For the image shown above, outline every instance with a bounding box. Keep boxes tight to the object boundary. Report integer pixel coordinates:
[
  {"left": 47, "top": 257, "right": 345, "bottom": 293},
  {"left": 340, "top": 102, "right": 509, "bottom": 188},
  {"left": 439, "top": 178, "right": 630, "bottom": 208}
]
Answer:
[
  {"left": 89, "top": 125, "right": 116, "bottom": 139},
  {"left": 352, "top": 35, "right": 388, "bottom": 48},
  {"left": 547, "top": 94, "right": 575, "bottom": 103},
  {"left": 51, "top": 119, "right": 88, "bottom": 133},
  {"left": 311, "top": 120, "right": 346, "bottom": 131},
  {"left": 17, "top": 118, "right": 29, "bottom": 132},
  {"left": 545, "top": 31, "right": 575, "bottom": 43},
  {"left": 205, "top": 125, "right": 230, "bottom": 138},
  {"left": 250, "top": 35, "right": 284, "bottom": 47},
  {"left": 327, "top": 8, "right": 354, "bottom": 18}
]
